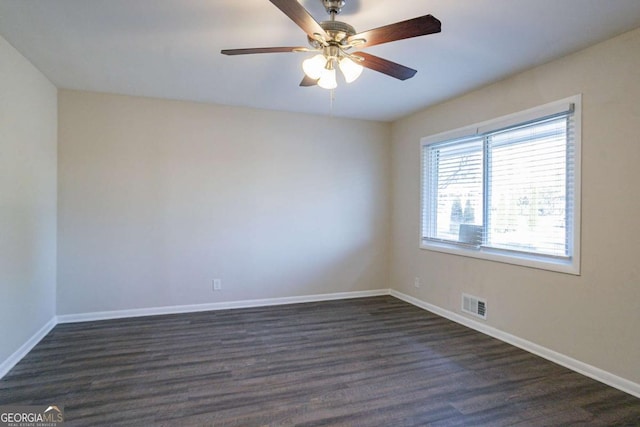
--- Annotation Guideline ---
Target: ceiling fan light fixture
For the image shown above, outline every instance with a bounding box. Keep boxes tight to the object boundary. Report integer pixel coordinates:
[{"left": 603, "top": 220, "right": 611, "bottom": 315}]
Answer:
[
  {"left": 339, "top": 57, "right": 363, "bottom": 83},
  {"left": 302, "top": 54, "right": 326, "bottom": 80},
  {"left": 317, "top": 64, "right": 337, "bottom": 89}
]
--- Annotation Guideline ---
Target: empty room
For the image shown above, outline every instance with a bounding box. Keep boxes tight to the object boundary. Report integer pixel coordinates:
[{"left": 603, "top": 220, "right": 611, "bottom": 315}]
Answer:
[{"left": 1, "top": 0, "right": 640, "bottom": 425}]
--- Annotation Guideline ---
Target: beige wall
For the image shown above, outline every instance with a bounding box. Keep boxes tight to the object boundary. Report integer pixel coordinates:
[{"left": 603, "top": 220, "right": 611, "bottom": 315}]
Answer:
[
  {"left": 57, "top": 91, "right": 390, "bottom": 314},
  {"left": 0, "top": 36, "right": 57, "bottom": 363},
  {"left": 390, "top": 27, "right": 640, "bottom": 383}
]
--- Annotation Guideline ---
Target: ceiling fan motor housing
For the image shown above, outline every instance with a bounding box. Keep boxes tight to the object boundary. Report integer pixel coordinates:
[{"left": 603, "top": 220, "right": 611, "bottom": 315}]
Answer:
[
  {"left": 307, "top": 20, "right": 356, "bottom": 49},
  {"left": 323, "top": 20, "right": 355, "bottom": 39}
]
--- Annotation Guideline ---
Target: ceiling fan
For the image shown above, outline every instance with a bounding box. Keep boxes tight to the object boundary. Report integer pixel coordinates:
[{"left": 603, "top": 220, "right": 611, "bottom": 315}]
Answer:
[{"left": 221, "top": 0, "right": 441, "bottom": 89}]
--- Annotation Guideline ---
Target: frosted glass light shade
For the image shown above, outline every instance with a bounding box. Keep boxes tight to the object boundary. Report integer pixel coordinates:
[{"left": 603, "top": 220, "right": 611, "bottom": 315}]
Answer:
[
  {"left": 302, "top": 54, "right": 326, "bottom": 80},
  {"left": 339, "top": 57, "right": 363, "bottom": 83},
  {"left": 317, "top": 67, "right": 337, "bottom": 89}
]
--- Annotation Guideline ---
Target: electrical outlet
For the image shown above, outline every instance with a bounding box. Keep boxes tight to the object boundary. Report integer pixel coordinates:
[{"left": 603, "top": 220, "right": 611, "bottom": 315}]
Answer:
[
  {"left": 213, "top": 279, "right": 222, "bottom": 291},
  {"left": 414, "top": 277, "right": 420, "bottom": 288}
]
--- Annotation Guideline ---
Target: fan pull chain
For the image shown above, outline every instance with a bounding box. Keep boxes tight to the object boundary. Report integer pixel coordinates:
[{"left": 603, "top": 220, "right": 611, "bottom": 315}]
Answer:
[{"left": 329, "top": 89, "right": 335, "bottom": 116}]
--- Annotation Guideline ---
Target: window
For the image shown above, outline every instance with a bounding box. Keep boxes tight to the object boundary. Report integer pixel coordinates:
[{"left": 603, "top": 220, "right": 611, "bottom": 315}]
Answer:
[{"left": 421, "top": 95, "right": 581, "bottom": 274}]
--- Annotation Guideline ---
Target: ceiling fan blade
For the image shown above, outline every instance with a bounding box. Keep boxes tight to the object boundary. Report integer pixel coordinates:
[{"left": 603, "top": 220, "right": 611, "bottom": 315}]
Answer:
[
  {"left": 269, "top": 0, "right": 327, "bottom": 38},
  {"left": 357, "top": 52, "right": 417, "bottom": 80},
  {"left": 300, "top": 75, "right": 318, "bottom": 87},
  {"left": 348, "top": 15, "right": 441, "bottom": 48},
  {"left": 221, "top": 47, "right": 308, "bottom": 55}
]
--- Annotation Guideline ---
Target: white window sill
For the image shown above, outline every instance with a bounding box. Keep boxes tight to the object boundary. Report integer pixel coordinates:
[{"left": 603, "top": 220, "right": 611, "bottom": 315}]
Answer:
[{"left": 420, "top": 240, "right": 580, "bottom": 275}]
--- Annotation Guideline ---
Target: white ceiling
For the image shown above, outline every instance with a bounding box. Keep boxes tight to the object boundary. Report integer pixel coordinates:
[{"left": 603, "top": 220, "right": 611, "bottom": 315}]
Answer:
[{"left": 1, "top": 0, "right": 640, "bottom": 122}]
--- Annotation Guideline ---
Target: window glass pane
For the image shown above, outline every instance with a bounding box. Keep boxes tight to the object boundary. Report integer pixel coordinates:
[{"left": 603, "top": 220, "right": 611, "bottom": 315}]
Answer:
[
  {"left": 486, "top": 117, "right": 568, "bottom": 256},
  {"left": 428, "top": 138, "right": 483, "bottom": 244}
]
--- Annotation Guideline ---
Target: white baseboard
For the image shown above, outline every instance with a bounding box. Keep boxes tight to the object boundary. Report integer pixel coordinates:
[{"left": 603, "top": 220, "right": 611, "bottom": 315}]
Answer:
[
  {"left": 390, "top": 289, "right": 640, "bottom": 399},
  {"left": 0, "top": 317, "right": 57, "bottom": 379},
  {"left": 57, "top": 289, "right": 391, "bottom": 324}
]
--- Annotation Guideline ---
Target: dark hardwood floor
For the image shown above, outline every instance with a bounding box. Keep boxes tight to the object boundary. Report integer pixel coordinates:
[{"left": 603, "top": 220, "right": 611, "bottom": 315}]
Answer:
[{"left": 1, "top": 296, "right": 639, "bottom": 426}]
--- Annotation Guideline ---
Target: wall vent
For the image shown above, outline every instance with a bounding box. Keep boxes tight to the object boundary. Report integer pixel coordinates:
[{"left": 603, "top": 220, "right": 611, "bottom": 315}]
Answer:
[{"left": 462, "top": 293, "right": 487, "bottom": 320}]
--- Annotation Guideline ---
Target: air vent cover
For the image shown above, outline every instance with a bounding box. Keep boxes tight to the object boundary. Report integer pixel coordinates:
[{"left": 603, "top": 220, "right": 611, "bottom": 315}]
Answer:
[{"left": 462, "top": 293, "right": 487, "bottom": 320}]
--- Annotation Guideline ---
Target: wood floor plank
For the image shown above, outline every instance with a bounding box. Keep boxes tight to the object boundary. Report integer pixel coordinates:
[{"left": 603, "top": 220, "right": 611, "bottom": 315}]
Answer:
[{"left": 1, "top": 296, "right": 639, "bottom": 426}]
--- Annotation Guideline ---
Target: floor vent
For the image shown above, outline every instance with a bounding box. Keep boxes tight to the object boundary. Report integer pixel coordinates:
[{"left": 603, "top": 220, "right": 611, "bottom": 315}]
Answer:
[{"left": 462, "top": 293, "right": 487, "bottom": 320}]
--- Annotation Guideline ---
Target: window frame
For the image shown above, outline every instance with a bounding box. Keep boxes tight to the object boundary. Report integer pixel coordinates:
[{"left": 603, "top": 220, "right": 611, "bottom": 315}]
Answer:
[{"left": 420, "top": 95, "right": 581, "bottom": 275}]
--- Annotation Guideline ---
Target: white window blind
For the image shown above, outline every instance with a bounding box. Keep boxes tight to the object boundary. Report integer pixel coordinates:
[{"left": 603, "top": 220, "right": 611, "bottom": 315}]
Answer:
[
  {"left": 421, "top": 96, "right": 580, "bottom": 274},
  {"left": 423, "top": 137, "right": 483, "bottom": 245},
  {"left": 486, "top": 115, "right": 573, "bottom": 257}
]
